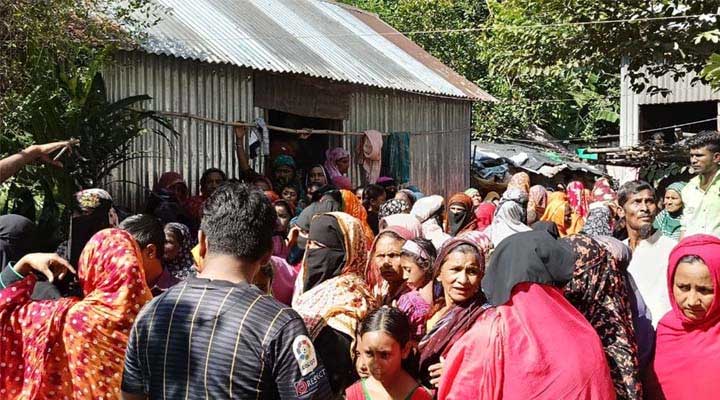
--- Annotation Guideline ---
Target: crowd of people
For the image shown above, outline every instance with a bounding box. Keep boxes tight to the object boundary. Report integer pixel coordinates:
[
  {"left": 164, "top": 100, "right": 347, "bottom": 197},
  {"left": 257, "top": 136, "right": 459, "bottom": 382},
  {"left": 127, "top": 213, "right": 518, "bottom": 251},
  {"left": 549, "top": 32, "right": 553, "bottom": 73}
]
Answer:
[{"left": 0, "top": 129, "right": 719, "bottom": 399}]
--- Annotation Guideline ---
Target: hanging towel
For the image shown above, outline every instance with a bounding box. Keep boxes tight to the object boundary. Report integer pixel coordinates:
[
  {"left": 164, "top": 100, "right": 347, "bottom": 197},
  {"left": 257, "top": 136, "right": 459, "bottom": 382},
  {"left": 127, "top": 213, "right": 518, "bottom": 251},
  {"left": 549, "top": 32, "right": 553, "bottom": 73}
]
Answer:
[
  {"left": 381, "top": 132, "right": 410, "bottom": 184},
  {"left": 359, "top": 130, "right": 383, "bottom": 184}
]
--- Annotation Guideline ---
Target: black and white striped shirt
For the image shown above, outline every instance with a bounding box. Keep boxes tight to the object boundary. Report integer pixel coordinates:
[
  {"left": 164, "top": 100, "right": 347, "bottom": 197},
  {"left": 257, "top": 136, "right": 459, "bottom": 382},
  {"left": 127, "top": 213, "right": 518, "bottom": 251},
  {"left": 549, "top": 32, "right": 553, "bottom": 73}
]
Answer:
[{"left": 122, "top": 277, "right": 331, "bottom": 399}]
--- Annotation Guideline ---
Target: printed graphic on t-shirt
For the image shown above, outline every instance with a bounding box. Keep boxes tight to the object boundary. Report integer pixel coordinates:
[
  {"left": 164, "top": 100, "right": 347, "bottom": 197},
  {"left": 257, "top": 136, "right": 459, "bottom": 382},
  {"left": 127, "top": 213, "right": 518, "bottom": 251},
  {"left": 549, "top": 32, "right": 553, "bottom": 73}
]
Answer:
[{"left": 293, "top": 335, "right": 318, "bottom": 376}]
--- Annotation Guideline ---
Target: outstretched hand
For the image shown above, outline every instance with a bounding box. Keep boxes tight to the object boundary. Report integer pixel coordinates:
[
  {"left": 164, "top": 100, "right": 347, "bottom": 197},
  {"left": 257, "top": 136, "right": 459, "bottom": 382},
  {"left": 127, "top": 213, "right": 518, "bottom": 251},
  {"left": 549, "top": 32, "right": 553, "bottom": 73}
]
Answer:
[
  {"left": 31, "top": 139, "right": 79, "bottom": 168},
  {"left": 14, "top": 253, "right": 76, "bottom": 283}
]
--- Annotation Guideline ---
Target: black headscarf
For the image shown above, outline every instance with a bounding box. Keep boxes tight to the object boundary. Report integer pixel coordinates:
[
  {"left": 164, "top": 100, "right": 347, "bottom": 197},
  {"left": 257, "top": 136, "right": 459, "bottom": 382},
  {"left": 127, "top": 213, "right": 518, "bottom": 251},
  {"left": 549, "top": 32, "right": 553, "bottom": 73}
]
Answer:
[
  {"left": 55, "top": 189, "right": 114, "bottom": 298},
  {"left": 68, "top": 204, "right": 112, "bottom": 269},
  {"left": 294, "top": 196, "right": 342, "bottom": 248},
  {"left": 481, "top": 230, "right": 575, "bottom": 306},
  {"left": 0, "top": 215, "right": 63, "bottom": 300},
  {"left": 303, "top": 214, "right": 346, "bottom": 292},
  {"left": 447, "top": 211, "right": 468, "bottom": 236},
  {"left": 532, "top": 221, "right": 560, "bottom": 239},
  {"left": 0, "top": 214, "right": 36, "bottom": 269}
]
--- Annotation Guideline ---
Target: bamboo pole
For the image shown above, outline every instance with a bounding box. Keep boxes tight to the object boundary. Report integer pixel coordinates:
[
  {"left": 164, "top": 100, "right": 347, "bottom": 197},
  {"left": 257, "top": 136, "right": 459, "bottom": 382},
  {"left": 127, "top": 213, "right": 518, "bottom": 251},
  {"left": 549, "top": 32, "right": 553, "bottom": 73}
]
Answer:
[{"left": 157, "top": 111, "right": 469, "bottom": 137}]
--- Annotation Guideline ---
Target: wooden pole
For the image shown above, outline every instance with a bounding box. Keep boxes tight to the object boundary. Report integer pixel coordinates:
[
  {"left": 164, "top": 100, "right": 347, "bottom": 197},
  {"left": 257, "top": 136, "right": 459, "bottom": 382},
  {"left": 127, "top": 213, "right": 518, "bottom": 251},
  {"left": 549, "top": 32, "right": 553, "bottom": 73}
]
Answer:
[{"left": 157, "top": 111, "right": 469, "bottom": 137}]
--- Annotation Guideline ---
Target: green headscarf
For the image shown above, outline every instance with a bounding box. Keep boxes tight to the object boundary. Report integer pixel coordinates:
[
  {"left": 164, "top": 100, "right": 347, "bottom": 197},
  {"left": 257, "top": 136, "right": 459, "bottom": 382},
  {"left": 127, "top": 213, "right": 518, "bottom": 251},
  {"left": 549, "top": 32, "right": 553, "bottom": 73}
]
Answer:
[
  {"left": 653, "top": 181, "right": 687, "bottom": 239},
  {"left": 273, "top": 154, "right": 296, "bottom": 170},
  {"left": 666, "top": 181, "right": 686, "bottom": 196}
]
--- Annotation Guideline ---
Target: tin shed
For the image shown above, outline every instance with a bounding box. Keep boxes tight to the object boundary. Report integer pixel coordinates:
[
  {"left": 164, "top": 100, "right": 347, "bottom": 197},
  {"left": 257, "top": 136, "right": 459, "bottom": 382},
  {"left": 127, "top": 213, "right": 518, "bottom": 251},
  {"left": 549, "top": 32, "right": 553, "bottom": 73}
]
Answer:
[{"left": 104, "top": 0, "right": 494, "bottom": 209}]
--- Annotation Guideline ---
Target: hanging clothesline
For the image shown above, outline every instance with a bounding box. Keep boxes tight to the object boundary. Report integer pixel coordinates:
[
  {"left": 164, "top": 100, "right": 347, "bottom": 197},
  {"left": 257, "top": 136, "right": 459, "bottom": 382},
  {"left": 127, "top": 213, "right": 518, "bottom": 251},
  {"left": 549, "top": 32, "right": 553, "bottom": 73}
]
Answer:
[{"left": 157, "top": 111, "right": 469, "bottom": 137}]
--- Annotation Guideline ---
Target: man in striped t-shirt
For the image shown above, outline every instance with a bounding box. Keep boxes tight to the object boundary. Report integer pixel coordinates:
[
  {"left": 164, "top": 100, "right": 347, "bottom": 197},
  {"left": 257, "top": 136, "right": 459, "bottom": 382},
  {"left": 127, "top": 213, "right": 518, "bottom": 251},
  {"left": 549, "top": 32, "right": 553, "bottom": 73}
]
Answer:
[{"left": 121, "top": 182, "right": 331, "bottom": 399}]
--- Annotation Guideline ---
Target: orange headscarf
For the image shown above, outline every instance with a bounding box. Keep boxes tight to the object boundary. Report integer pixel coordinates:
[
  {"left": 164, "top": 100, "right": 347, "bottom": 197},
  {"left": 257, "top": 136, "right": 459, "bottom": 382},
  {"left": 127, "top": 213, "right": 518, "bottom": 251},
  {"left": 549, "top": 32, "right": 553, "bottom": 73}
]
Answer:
[
  {"left": 540, "top": 192, "right": 571, "bottom": 237},
  {"left": 340, "top": 189, "right": 375, "bottom": 248},
  {"left": 0, "top": 229, "right": 151, "bottom": 399}
]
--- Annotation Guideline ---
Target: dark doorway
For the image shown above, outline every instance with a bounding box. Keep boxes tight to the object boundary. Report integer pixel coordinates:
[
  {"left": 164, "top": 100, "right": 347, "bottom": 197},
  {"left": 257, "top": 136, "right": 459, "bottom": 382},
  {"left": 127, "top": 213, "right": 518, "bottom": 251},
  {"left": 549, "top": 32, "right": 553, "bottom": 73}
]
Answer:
[
  {"left": 639, "top": 101, "right": 718, "bottom": 143},
  {"left": 266, "top": 109, "right": 342, "bottom": 178}
]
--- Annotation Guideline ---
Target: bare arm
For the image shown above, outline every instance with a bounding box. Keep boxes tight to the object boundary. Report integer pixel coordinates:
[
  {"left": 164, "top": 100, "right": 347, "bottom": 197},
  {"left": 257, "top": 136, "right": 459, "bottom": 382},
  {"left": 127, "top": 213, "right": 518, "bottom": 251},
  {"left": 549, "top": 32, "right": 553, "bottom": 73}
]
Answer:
[
  {"left": 0, "top": 141, "right": 75, "bottom": 183},
  {"left": 0, "top": 147, "right": 39, "bottom": 183},
  {"left": 13, "top": 253, "right": 75, "bottom": 282},
  {"left": 234, "top": 125, "right": 252, "bottom": 173}
]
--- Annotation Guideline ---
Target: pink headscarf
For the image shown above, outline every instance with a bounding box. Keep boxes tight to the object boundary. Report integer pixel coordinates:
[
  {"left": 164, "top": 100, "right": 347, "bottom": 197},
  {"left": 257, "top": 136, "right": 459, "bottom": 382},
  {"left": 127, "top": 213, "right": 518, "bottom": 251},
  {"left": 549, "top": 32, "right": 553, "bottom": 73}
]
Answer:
[
  {"left": 649, "top": 234, "right": 720, "bottom": 399},
  {"left": 591, "top": 178, "right": 616, "bottom": 204},
  {"left": 332, "top": 175, "right": 352, "bottom": 190},
  {"left": 567, "top": 181, "right": 589, "bottom": 218},
  {"left": 529, "top": 185, "right": 548, "bottom": 210},
  {"left": 379, "top": 213, "right": 423, "bottom": 239},
  {"left": 324, "top": 147, "right": 350, "bottom": 180},
  {"left": 359, "top": 130, "right": 383, "bottom": 184}
]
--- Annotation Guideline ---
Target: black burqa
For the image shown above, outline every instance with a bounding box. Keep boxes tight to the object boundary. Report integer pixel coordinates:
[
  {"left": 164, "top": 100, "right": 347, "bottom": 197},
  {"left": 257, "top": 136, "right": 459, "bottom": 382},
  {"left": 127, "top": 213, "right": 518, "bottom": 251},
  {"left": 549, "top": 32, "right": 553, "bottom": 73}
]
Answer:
[
  {"left": 532, "top": 221, "right": 561, "bottom": 239},
  {"left": 303, "top": 214, "right": 346, "bottom": 292},
  {"left": 0, "top": 214, "right": 63, "bottom": 299},
  {"left": 482, "top": 230, "right": 575, "bottom": 306},
  {"left": 0, "top": 214, "right": 36, "bottom": 269},
  {"left": 302, "top": 213, "right": 357, "bottom": 396},
  {"left": 55, "top": 196, "right": 112, "bottom": 297}
]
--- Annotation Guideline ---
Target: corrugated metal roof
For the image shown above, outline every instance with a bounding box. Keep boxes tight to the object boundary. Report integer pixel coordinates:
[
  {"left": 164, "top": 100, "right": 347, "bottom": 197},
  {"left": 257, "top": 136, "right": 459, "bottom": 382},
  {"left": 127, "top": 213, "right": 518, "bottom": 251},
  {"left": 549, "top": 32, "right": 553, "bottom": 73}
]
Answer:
[
  {"left": 135, "top": 0, "right": 493, "bottom": 100},
  {"left": 620, "top": 59, "right": 720, "bottom": 105}
]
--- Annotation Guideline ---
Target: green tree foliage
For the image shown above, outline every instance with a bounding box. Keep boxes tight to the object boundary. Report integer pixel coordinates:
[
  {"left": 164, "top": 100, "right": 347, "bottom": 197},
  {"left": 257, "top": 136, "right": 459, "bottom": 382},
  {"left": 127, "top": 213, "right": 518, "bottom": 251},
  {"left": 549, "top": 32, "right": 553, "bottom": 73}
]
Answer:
[
  {"left": 0, "top": 0, "right": 170, "bottom": 246},
  {"left": 340, "top": 0, "right": 719, "bottom": 141},
  {"left": 699, "top": 30, "right": 720, "bottom": 89}
]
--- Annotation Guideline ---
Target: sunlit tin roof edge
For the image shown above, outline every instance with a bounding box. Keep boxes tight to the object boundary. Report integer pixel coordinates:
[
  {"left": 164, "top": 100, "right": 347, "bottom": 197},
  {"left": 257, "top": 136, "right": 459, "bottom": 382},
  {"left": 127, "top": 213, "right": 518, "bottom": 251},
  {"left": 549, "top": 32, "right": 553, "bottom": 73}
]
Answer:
[{"left": 130, "top": 0, "right": 495, "bottom": 101}]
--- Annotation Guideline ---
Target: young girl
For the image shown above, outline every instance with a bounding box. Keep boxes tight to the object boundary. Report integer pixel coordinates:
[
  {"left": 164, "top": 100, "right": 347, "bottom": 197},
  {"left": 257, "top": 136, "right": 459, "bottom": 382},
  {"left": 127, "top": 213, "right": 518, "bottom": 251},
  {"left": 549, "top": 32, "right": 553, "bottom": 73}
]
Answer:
[
  {"left": 396, "top": 238, "right": 436, "bottom": 341},
  {"left": 347, "top": 307, "right": 432, "bottom": 400}
]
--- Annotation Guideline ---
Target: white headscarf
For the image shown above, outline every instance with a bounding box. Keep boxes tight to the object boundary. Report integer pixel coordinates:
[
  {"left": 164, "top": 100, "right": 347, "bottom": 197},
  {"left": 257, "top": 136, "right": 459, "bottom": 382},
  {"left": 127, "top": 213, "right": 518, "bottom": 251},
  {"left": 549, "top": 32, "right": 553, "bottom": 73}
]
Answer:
[
  {"left": 410, "top": 195, "right": 444, "bottom": 223},
  {"left": 484, "top": 199, "right": 531, "bottom": 247}
]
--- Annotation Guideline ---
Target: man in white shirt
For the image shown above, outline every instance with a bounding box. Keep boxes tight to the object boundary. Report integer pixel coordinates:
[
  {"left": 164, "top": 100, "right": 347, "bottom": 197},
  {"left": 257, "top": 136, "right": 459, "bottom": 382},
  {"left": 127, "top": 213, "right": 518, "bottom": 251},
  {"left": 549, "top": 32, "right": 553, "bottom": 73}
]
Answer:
[{"left": 620, "top": 180, "right": 677, "bottom": 327}]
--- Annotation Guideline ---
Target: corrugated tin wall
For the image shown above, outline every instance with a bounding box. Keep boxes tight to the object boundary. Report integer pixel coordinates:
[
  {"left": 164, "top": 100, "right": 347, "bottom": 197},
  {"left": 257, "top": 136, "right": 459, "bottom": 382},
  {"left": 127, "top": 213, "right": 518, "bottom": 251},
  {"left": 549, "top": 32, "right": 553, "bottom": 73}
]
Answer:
[
  {"left": 342, "top": 90, "right": 471, "bottom": 197},
  {"left": 104, "top": 52, "right": 257, "bottom": 210},
  {"left": 105, "top": 52, "right": 471, "bottom": 209},
  {"left": 620, "top": 59, "right": 720, "bottom": 146}
]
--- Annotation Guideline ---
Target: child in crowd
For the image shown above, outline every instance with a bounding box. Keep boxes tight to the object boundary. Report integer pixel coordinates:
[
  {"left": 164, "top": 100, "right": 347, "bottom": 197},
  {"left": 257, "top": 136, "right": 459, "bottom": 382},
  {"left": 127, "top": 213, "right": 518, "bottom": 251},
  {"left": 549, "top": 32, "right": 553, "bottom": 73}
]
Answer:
[
  {"left": 346, "top": 307, "right": 432, "bottom": 400},
  {"left": 397, "top": 238, "right": 437, "bottom": 341}
]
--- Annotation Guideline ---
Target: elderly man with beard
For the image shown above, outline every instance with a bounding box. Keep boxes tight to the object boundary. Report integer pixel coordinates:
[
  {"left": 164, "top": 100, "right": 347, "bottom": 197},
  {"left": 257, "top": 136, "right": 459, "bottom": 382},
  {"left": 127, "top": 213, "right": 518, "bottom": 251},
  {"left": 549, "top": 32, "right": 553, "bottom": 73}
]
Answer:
[{"left": 620, "top": 180, "right": 677, "bottom": 328}]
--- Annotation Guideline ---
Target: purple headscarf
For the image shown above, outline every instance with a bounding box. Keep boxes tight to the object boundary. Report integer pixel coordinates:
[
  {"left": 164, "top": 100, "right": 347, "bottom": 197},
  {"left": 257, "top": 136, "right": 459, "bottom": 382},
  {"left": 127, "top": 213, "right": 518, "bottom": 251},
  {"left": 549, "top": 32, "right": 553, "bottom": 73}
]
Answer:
[{"left": 324, "top": 147, "right": 350, "bottom": 180}]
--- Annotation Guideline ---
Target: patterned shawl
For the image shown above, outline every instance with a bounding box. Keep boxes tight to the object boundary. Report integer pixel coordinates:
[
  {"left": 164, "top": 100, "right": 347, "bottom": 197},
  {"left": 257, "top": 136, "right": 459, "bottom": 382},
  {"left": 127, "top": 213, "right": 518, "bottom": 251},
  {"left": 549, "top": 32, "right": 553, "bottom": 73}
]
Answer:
[
  {"left": 582, "top": 206, "right": 613, "bottom": 237},
  {"left": 567, "top": 181, "right": 589, "bottom": 218},
  {"left": 292, "top": 212, "right": 376, "bottom": 339},
  {"left": 379, "top": 199, "right": 411, "bottom": 220},
  {"left": 528, "top": 185, "right": 548, "bottom": 224},
  {"left": 164, "top": 222, "right": 196, "bottom": 280},
  {"left": 562, "top": 235, "right": 640, "bottom": 400},
  {"left": 0, "top": 229, "right": 151, "bottom": 399},
  {"left": 507, "top": 172, "right": 531, "bottom": 194},
  {"left": 592, "top": 178, "right": 616, "bottom": 204}
]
